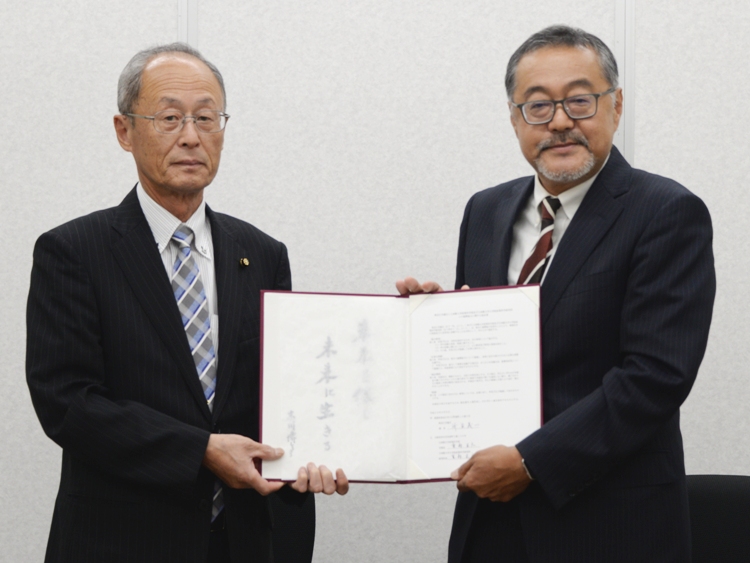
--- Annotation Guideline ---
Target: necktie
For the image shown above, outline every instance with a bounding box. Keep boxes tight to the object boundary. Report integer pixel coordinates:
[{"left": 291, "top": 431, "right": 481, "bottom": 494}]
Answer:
[
  {"left": 171, "top": 224, "right": 223, "bottom": 520},
  {"left": 518, "top": 196, "right": 562, "bottom": 285}
]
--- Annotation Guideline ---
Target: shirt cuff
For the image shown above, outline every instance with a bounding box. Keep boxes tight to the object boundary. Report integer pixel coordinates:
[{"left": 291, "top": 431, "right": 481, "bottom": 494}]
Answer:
[{"left": 521, "top": 458, "right": 534, "bottom": 480}]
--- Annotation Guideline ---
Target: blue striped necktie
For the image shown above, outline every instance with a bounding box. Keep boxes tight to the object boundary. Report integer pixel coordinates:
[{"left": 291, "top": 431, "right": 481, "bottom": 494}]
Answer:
[{"left": 171, "top": 224, "right": 223, "bottom": 520}]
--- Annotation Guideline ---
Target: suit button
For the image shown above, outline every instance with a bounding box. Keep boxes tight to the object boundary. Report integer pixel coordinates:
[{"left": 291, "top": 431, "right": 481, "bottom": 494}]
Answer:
[{"left": 199, "top": 499, "right": 211, "bottom": 511}]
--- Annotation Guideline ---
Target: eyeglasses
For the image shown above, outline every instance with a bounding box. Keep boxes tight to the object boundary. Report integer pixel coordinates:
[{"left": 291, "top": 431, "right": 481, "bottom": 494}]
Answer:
[
  {"left": 124, "top": 109, "right": 230, "bottom": 133},
  {"left": 510, "top": 87, "right": 616, "bottom": 125}
]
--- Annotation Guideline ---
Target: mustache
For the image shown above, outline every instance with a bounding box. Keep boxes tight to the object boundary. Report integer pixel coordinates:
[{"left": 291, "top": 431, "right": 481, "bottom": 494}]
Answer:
[{"left": 537, "top": 132, "right": 590, "bottom": 152}]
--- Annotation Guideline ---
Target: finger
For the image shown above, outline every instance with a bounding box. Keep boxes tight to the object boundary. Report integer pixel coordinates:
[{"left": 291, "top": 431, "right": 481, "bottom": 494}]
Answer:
[
  {"left": 289, "top": 466, "right": 309, "bottom": 493},
  {"left": 266, "top": 480, "right": 286, "bottom": 494},
  {"left": 460, "top": 284, "right": 471, "bottom": 290},
  {"left": 250, "top": 473, "right": 285, "bottom": 495},
  {"left": 403, "top": 277, "right": 424, "bottom": 294},
  {"left": 422, "top": 281, "right": 444, "bottom": 293},
  {"left": 395, "top": 280, "right": 409, "bottom": 295},
  {"left": 456, "top": 478, "right": 472, "bottom": 493},
  {"left": 306, "top": 462, "right": 323, "bottom": 493},
  {"left": 451, "top": 458, "right": 472, "bottom": 481},
  {"left": 335, "top": 469, "right": 350, "bottom": 495},
  {"left": 489, "top": 491, "right": 504, "bottom": 502},
  {"left": 318, "top": 465, "right": 336, "bottom": 495}
]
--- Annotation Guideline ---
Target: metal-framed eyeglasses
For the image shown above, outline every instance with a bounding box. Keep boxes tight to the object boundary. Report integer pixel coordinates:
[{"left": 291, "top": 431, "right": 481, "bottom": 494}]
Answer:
[
  {"left": 124, "top": 109, "right": 230, "bottom": 133},
  {"left": 510, "top": 87, "right": 616, "bottom": 125}
]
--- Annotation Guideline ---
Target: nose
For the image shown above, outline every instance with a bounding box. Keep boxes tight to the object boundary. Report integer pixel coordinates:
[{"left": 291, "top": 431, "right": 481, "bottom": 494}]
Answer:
[
  {"left": 547, "top": 102, "right": 574, "bottom": 131},
  {"left": 178, "top": 117, "right": 201, "bottom": 147}
]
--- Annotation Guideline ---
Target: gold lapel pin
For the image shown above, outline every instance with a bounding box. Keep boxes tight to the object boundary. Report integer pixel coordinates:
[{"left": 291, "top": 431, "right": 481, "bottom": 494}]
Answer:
[{"left": 239, "top": 258, "right": 250, "bottom": 267}]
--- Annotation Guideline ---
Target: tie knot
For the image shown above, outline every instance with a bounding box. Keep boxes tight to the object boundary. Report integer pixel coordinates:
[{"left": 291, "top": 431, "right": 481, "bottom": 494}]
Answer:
[
  {"left": 172, "top": 224, "right": 195, "bottom": 248},
  {"left": 541, "top": 197, "right": 561, "bottom": 220}
]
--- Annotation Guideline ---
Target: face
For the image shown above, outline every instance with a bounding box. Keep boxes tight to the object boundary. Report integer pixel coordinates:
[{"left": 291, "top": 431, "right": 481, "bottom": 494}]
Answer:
[
  {"left": 509, "top": 46, "right": 622, "bottom": 195},
  {"left": 114, "top": 54, "right": 225, "bottom": 204}
]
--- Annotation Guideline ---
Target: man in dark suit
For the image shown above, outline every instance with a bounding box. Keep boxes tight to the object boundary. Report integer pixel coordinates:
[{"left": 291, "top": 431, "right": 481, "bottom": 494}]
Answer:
[
  {"left": 26, "top": 43, "right": 347, "bottom": 563},
  {"left": 397, "top": 26, "right": 715, "bottom": 562}
]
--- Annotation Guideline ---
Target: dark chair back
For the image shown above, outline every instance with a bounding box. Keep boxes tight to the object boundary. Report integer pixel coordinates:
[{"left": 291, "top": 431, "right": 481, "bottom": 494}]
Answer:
[{"left": 687, "top": 474, "right": 750, "bottom": 563}]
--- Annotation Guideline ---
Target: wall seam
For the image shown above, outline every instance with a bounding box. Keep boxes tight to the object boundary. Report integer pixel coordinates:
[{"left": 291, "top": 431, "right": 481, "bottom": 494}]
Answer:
[
  {"left": 177, "top": 0, "right": 199, "bottom": 46},
  {"left": 614, "top": 0, "right": 636, "bottom": 164}
]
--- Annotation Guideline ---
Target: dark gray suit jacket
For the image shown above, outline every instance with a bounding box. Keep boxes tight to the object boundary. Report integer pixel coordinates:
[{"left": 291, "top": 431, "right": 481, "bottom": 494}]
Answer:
[
  {"left": 449, "top": 147, "right": 715, "bottom": 562},
  {"left": 27, "top": 188, "right": 303, "bottom": 563}
]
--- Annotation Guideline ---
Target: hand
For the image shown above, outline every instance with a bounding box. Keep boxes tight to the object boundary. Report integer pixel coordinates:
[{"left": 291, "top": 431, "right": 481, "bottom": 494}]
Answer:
[
  {"left": 395, "top": 276, "right": 444, "bottom": 295},
  {"left": 451, "top": 445, "right": 531, "bottom": 502},
  {"left": 290, "top": 463, "right": 349, "bottom": 495},
  {"left": 202, "top": 433, "right": 285, "bottom": 495}
]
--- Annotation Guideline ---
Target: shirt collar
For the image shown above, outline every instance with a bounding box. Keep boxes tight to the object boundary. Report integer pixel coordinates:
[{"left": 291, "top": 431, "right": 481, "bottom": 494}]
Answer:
[
  {"left": 136, "top": 183, "right": 212, "bottom": 260},
  {"left": 531, "top": 153, "right": 610, "bottom": 223}
]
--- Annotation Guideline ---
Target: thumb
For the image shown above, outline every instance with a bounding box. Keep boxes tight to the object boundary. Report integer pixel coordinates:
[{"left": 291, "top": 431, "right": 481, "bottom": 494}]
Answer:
[
  {"left": 451, "top": 458, "right": 472, "bottom": 480},
  {"left": 253, "top": 443, "right": 284, "bottom": 460}
]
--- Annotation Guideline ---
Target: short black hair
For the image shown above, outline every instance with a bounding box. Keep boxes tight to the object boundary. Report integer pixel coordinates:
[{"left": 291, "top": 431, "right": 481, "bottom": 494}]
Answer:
[{"left": 505, "top": 25, "right": 618, "bottom": 100}]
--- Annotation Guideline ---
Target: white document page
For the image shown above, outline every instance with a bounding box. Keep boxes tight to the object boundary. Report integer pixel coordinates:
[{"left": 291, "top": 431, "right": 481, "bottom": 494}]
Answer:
[
  {"left": 407, "top": 287, "right": 541, "bottom": 479},
  {"left": 262, "top": 292, "right": 409, "bottom": 481}
]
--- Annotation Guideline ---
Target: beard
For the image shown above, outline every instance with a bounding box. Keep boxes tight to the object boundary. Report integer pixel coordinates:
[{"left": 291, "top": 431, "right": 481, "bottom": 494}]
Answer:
[{"left": 534, "top": 132, "right": 596, "bottom": 184}]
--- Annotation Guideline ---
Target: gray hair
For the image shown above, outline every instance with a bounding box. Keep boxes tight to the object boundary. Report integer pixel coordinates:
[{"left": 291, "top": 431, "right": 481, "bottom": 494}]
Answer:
[
  {"left": 505, "top": 25, "right": 618, "bottom": 100},
  {"left": 117, "top": 42, "right": 226, "bottom": 114}
]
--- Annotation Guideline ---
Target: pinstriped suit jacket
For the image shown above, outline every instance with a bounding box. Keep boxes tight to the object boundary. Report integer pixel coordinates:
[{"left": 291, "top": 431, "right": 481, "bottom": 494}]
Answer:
[
  {"left": 448, "top": 147, "right": 715, "bottom": 562},
  {"left": 27, "top": 188, "right": 295, "bottom": 563}
]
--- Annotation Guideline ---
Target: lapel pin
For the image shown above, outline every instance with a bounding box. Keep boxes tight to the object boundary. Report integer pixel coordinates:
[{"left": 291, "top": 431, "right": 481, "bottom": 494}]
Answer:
[{"left": 240, "top": 258, "right": 250, "bottom": 267}]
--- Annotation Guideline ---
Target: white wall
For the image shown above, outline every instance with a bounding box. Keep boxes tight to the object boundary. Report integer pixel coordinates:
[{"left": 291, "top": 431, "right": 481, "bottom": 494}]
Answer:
[
  {"left": 2, "top": 3, "right": 177, "bottom": 561},
  {"left": 634, "top": 1, "right": 750, "bottom": 476},
  {"left": 2, "top": 1, "right": 748, "bottom": 561}
]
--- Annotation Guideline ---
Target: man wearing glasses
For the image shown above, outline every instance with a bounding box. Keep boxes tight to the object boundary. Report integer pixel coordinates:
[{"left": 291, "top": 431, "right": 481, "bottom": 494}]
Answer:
[
  {"left": 26, "top": 44, "right": 347, "bottom": 563},
  {"left": 398, "top": 26, "right": 714, "bottom": 562}
]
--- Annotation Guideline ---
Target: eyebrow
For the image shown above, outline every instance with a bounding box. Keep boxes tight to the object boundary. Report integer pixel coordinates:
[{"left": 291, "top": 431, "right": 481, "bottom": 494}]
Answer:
[
  {"left": 521, "top": 78, "right": 597, "bottom": 100},
  {"left": 157, "top": 97, "right": 218, "bottom": 106}
]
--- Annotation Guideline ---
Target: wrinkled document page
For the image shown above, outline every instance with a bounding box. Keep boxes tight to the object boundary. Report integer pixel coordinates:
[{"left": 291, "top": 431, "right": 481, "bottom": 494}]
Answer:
[{"left": 261, "top": 287, "right": 541, "bottom": 482}]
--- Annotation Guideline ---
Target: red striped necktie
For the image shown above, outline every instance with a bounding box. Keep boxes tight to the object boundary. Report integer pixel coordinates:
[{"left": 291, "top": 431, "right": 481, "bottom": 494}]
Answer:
[{"left": 518, "top": 196, "right": 562, "bottom": 285}]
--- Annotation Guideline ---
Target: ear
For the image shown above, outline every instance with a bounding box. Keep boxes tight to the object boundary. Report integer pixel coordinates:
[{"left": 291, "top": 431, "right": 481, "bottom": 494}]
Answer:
[
  {"left": 612, "top": 88, "right": 624, "bottom": 128},
  {"left": 508, "top": 102, "right": 520, "bottom": 139},
  {"left": 114, "top": 114, "right": 134, "bottom": 153}
]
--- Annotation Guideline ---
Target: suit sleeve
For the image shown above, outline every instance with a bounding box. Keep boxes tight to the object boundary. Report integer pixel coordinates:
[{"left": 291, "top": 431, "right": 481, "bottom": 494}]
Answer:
[
  {"left": 26, "top": 230, "right": 210, "bottom": 496},
  {"left": 515, "top": 191, "right": 715, "bottom": 509},
  {"left": 454, "top": 194, "right": 476, "bottom": 290},
  {"left": 274, "top": 242, "right": 292, "bottom": 291}
]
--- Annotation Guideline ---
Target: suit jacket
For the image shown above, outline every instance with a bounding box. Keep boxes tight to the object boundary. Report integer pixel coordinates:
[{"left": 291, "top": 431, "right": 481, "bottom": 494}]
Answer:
[
  {"left": 448, "top": 147, "right": 715, "bottom": 562},
  {"left": 26, "top": 188, "right": 305, "bottom": 563}
]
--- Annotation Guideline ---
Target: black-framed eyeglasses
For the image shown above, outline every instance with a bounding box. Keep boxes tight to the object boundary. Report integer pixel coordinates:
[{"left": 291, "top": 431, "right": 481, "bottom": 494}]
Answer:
[
  {"left": 124, "top": 109, "right": 230, "bottom": 133},
  {"left": 510, "top": 87, "right": 616, "bottom": 125}
]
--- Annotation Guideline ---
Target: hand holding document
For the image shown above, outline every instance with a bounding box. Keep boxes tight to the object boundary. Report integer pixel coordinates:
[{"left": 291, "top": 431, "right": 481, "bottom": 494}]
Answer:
[
  {"left": 261, "top": 286, "right": 542, "bottom": 483},
  {"left": 202, "top": 433, "right": 349, "bottom": 495}
]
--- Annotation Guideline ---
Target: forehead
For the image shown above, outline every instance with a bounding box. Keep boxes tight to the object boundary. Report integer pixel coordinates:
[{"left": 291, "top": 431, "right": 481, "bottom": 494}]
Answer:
[
  {"left": 138, "top": 53, "right": 223, "bottom": 109},
  {"left": 514, "top": 46, "right": 607, "bottom": 99}
]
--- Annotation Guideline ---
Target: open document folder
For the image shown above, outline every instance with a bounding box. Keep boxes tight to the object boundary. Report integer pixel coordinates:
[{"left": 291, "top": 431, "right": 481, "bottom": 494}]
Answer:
[{"left": 261, "top": 285, "right": 541, "bottom": 483}]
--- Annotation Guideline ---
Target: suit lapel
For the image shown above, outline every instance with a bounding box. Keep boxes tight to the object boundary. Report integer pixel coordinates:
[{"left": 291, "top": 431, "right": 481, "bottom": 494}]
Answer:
[
  {"left": 490, "top": 179, "right": 534, "bottom": 286},
  {"left": 540, "top": 147, "right": 631, "bottom": 324},
  {"left": 110, "top": 189, "right": 212, "bottom": 422},
  {"left": 207, "top": 209, "right": 244, "bottom": 420}
]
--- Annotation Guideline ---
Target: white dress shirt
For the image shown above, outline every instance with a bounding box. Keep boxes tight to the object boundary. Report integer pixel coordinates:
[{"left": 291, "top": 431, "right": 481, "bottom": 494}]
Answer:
[
  {"left": 136, "top": 184, "right": 219, "bottom": 353},
  {"left": 507, "top": 157, "right": 608, "bottom": 286}
]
